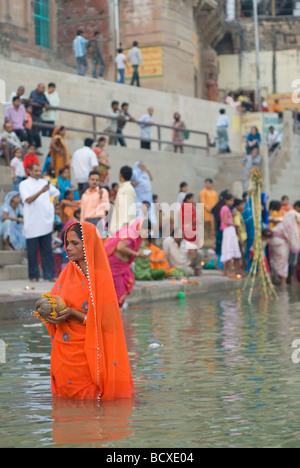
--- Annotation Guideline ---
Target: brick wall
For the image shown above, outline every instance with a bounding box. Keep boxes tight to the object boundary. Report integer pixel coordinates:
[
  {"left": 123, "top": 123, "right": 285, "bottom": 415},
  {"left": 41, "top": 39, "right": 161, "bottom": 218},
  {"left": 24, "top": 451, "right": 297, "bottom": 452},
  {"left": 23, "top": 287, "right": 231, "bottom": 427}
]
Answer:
[{"left": 56, "top": 0, "right": 110, "bottom": 73}]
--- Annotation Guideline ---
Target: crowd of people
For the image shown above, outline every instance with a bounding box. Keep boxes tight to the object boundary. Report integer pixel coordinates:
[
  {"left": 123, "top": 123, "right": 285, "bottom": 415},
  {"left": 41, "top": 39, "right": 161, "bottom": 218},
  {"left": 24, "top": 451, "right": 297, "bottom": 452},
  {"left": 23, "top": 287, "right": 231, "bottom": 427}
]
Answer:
[
  {"left": 0, "top": 79, "right": 299, "bottom": 311},
  {"left": 0, "top": 124, "right": 299, "bottom": 308}
]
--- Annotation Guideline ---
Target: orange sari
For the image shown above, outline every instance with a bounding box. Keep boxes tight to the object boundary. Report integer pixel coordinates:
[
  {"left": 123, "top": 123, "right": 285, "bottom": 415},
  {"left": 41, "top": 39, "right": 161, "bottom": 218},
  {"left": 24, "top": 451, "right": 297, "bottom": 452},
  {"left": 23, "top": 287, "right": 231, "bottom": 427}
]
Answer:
[
  {"left": 50, "top": 126, "right": 71, "bottom": 177},
  {"left": 149, "top": 243, "right": 170, "bottom": 271},
  {"left": 46, "top": 221, "right": 135, "bottom": 401}
]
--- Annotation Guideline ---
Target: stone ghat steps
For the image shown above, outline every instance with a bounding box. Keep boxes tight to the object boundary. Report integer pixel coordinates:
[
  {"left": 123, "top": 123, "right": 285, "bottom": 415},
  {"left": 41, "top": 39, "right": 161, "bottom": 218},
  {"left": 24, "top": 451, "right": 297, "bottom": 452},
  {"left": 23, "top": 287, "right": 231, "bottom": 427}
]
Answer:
[
  {"left": 0, "top": 250, "right": 27, "bottom": 280},
  {"left": 0, "top": 263, "right": 28, "bottom": 281},
  {"left": 0, "top": 250, "right": 27, "bottom": 266}
]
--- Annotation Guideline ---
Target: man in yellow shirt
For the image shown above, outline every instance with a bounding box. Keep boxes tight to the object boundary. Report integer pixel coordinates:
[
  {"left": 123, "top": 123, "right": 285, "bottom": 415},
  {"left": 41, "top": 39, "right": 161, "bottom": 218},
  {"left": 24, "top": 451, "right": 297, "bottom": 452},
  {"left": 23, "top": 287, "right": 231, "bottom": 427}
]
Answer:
[{"left": 199, "top": 179, "right": 219, "bottom": 249}]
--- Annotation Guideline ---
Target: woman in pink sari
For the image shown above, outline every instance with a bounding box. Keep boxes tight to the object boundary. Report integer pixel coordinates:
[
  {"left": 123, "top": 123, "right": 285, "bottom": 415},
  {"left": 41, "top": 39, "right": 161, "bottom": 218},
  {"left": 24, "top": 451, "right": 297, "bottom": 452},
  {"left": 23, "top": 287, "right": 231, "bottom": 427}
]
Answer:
[{"left": 105, "top": 219, "right": 152, "bottom": 308}]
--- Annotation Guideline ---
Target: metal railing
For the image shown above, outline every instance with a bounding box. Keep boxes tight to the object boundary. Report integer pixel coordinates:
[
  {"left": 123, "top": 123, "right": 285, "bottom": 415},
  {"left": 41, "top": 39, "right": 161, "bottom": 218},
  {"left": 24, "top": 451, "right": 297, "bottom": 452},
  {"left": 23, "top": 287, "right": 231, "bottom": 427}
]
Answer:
[{"left": 31, "top": 105, "right": 211, "bottom": 154}]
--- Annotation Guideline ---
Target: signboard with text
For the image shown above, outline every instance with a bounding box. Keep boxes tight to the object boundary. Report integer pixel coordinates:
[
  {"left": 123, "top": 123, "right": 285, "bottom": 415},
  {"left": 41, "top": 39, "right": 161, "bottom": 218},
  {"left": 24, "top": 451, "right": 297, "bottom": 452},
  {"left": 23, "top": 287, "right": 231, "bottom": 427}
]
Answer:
[{"left": 125, "top": 46, "right": 163, "bottom": 81}]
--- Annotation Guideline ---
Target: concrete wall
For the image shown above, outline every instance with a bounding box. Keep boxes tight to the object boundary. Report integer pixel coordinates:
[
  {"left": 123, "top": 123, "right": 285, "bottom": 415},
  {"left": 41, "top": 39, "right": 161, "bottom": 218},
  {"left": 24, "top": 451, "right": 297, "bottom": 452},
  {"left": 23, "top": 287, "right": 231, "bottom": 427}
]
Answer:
[
  {"left": 218, "top": 49, "right": 300, "bottom": 99},
  {"left": 0, "top": 58, "right": 242, "bottom": 152}
]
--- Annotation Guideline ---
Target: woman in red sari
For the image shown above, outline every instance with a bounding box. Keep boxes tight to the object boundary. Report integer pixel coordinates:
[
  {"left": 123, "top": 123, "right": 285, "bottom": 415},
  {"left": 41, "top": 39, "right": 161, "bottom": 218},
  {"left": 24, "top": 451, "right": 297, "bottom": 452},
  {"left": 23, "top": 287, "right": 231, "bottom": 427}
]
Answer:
[
  {"left": 46, "top": 221, "right": 135, "bottom": 401},
  {"left": 105, "top": 219, "right": 152, "bottom": 308},
  {"left": 181, "top": 193, "right": 198, "bottom": 244}
]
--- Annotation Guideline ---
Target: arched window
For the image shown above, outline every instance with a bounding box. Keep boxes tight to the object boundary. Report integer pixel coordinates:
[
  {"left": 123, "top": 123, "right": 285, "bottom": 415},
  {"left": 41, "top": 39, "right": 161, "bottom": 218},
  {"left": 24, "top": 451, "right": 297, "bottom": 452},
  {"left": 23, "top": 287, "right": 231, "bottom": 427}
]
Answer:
[{"left": 34, "top": 0, "right": 50, "bottom": 49}]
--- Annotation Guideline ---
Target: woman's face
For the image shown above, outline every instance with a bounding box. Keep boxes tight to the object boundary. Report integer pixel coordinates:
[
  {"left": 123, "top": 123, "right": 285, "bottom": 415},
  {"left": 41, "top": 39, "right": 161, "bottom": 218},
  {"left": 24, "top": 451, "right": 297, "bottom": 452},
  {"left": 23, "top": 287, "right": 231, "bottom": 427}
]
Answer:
[
  {"left": 62, "top": 169, "right": 69, "bottom": 179},
  {"left": 66, "top": 231, "right": 85, "bottom": 263},
  {"left": 11, "top": 195, "right": 20, "bottom": 207}
]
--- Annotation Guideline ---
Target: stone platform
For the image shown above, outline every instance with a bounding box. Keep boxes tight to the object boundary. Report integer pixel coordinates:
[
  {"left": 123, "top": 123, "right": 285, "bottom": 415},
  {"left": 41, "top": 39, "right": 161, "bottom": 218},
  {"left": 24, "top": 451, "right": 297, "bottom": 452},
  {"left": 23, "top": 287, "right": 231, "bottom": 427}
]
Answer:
[{"left": 0, "top": 271, "right": 244, "bottom": 318}]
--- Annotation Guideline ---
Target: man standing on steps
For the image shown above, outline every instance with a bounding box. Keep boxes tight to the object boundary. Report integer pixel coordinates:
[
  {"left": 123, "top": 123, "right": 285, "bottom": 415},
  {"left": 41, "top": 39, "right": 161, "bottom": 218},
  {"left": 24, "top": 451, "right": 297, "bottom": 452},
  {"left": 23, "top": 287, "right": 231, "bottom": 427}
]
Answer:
[
  {"left": 71, "top": 138, "right": 99, "bottom": 197},
  {"left": 19, "top": 163, "right": 60, "bottom": 283},
  {"left": 216, "top": 108, "right": 231, "bottom": 154},
  {"left": 73, "top": 30, "right": 89, "bottom": 76},
  {"left": 127, "top": 41, "right": 144, "bottom": 87},
  {"left": 87, "top": 31, "right": 106, "bottom": 79},
  {"left": 138, "top": 107, "right": 154, "bottom": 150},
  {"left": 29, "top": 83, "right": 50, "bottom": 151}
]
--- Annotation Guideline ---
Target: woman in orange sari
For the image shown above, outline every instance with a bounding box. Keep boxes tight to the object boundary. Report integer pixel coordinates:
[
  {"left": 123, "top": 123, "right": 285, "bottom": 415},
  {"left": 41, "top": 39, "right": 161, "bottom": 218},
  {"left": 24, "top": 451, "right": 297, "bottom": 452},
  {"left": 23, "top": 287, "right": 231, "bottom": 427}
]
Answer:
[
  {"left": 46, "top": 221, "right": 135, "bottom": 401},
  {"left": 50, "top": 126, "right": 71, "bottom": 177}
]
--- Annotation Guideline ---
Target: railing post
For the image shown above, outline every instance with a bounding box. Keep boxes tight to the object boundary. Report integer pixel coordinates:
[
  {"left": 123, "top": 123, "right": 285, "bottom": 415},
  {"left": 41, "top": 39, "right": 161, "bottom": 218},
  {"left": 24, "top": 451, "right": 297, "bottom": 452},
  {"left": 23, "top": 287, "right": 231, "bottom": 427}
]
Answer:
[
  {"left": 157, "top": 125, "right": 162, "bottom": 151},
  {"left": 261, "top": 144, "right": 271, "bottom": 195},
  {"left": 92, "top": 115, "right": 97, "bottom": 141}
]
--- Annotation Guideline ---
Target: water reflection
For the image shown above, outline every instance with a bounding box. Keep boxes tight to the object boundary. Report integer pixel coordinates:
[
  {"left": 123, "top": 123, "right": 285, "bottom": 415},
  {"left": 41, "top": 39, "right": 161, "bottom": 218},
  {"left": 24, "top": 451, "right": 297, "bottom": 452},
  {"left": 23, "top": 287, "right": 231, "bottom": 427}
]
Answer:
[
  {"left": 51, "top": 398, "right": 134, "bottom": 447},
  {"left": 1, "top": 288, "right": 300, "bottom": 447}
]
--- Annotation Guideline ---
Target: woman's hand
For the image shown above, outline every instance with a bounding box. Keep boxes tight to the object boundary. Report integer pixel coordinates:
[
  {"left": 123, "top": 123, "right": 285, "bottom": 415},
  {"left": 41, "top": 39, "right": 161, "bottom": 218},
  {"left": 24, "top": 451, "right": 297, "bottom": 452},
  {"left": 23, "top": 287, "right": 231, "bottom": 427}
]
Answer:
[{"left": 46, "top": 307, "right": 73, "bottom": 325}]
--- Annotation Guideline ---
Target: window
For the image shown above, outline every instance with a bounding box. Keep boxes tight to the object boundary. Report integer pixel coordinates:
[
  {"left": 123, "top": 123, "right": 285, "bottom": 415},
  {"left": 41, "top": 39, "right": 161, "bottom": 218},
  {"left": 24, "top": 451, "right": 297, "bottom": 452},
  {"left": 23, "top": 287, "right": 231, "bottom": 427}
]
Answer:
[
  {"left": 240, "top": 0, "right": 296, "bottom": 18},
  {"left": 34, "top": 0, "right": 50, "bottom": 48}
]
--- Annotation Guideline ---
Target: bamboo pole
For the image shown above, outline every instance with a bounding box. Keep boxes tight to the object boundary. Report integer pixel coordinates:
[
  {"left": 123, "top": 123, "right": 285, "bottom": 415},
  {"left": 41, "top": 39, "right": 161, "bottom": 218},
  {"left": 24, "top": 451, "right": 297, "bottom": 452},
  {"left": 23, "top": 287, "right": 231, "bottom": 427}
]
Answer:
[{"left": 243, "top": 169, "right": 279, "bottom": 304}]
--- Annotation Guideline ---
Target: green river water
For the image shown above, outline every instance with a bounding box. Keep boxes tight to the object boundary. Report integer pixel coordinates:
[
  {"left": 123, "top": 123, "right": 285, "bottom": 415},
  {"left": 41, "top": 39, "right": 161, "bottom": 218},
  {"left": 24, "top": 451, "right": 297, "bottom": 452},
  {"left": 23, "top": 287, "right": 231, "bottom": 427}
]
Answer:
[{"left": 1, "top": 287, "right": 300, "bottom": 448}]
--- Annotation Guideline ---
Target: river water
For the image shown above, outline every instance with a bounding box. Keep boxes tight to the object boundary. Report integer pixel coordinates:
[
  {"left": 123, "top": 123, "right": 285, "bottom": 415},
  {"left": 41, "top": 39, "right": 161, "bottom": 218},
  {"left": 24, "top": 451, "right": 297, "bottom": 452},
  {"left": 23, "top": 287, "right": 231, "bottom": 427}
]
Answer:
[{"left": 1, "top": 288, "right": 300, "bottom": 448}]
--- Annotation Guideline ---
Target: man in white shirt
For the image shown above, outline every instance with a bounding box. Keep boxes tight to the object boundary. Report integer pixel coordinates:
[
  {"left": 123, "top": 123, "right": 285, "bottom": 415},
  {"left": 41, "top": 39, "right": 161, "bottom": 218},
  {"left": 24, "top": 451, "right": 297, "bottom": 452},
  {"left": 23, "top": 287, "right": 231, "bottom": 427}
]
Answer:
[
  {"left": 109, "top": 165, "right": 136, "bottom": 236},
  {"left": 216, "top": 108, "right": 231, "bottom": 153},
  {"left": 266, "top": 126, "right": 282, "bottom": 154},
  {"left": 71, "top": 138, "right": 99, "bottom": 196},
  {"left": 42, "top": 83, "right": 60, "bottom": 136},
  {"left": 19, "top": 164, "right": 60, "bottom": 282},
  {"left": 127, "top": 41, "right": 143, "bottom": 87},
  {"left": 104, "top": 101, "right": 125, "bottom": 145},
  {"left": 138, "top": 107, "right": 154, "bottom": 150},
  {"left": 8, "top": 86, "right": 28, "bottom": 105},
  {"left": 115, "top": 48, "right": 127, "bottom": 84}
]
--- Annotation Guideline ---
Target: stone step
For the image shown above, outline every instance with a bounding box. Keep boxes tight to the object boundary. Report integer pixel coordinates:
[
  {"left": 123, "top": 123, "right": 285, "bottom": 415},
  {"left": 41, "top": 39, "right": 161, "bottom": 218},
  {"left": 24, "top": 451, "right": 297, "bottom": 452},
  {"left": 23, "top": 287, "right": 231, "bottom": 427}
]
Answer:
[
  {"left": 0, "top": 264, "right": 28, "bottom": 281},
  {"left": 0, "top": 250, "right": 27, "bottom": 266}
]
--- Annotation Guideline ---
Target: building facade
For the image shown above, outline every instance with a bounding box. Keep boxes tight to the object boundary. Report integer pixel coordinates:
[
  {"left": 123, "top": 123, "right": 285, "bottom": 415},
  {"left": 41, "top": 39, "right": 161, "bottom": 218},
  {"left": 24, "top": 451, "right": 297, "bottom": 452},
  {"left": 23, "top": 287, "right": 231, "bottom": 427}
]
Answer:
[
  {"left": 217, "top": 0, "right": 300, "bottom": 105},
  {"left": 0, "top": 0, "right": 231, "bottom": 99}
]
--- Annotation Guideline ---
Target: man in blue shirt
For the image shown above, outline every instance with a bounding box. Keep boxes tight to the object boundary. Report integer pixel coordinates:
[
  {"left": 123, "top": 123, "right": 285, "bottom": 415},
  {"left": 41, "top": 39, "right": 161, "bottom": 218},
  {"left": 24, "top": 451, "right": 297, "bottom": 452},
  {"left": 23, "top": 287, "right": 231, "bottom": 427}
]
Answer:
[{"left": 73, "top": 30, "right": 89, "bottom": 76}]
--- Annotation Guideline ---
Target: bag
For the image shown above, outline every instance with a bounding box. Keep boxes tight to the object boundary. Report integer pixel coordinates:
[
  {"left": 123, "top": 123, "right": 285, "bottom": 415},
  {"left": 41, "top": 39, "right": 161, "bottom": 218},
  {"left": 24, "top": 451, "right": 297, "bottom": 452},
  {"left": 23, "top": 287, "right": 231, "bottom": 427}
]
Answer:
[{"left": 184, "top": 131, "right": 190, "bottom": 140}]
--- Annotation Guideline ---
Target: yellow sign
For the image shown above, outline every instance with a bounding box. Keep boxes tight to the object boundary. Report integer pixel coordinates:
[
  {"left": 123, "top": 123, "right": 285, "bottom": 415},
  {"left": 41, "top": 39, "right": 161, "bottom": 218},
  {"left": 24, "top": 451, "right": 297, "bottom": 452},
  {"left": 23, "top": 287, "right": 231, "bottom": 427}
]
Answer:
[
  {"left": 125, "top": 46, "right": 163, "bottom": 80},
  {"left": 193, "top": 32, "right": 199, "bottom": 70},
  {"left": 266, "top": 93, "right": 300, "bottom": 111}
]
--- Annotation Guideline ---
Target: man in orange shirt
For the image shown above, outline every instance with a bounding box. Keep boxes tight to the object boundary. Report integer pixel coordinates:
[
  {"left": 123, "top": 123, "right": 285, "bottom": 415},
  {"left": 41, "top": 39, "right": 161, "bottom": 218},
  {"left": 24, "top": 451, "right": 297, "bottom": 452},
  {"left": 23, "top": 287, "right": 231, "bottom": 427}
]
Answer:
[
  {"left": 80, "top": 171, "right": 110, "bottom": 227},
  {"left": 273, "top": 99, "right": 283, "bottom": 114},
  {"left": 200, "top": 178, "right": 219, "bottom": 249}
]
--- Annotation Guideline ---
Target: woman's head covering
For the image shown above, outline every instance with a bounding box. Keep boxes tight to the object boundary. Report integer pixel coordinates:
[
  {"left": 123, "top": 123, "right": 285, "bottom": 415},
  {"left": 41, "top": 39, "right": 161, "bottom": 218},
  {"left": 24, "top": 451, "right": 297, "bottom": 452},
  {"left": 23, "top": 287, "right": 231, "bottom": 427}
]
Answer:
[
  {"left": 50, "top": 221, "right": 135, "bottom": 400},
  {"left": 3, "top": 191, "right": 20, "bottom": 206},
  {"left": 51, "top": 125, "right": 65, "bottom": 139},
  {"left": 132, "top": 161, "right": 152, "bottom": 204},
  {"left": 273, "top": 209, "right": 300, "bottom": 254}
]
